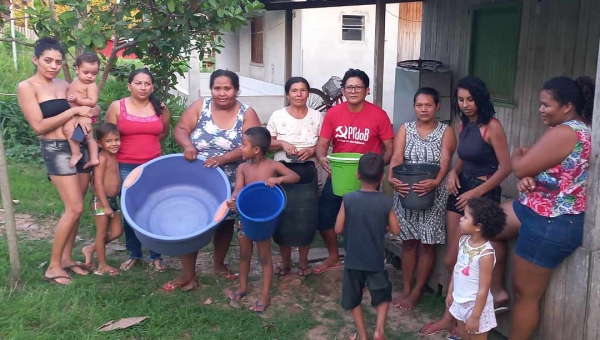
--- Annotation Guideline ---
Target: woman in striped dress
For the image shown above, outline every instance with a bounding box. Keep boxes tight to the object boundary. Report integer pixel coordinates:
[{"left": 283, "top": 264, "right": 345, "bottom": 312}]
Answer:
[{"left": 388, "top": 87, "right": 457, "bottom": 310}]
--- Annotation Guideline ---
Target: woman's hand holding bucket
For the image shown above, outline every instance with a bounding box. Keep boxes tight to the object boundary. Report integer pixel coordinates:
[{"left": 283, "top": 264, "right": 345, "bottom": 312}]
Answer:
[
  {"left": 183, "top": 146, "right": 197, "bottom": 161},
  {"left": 388, "top": 177, "right": 410, "bottom": 197},
  {"left": 413, "top": 179, "right": 440, "bottom": 197}
]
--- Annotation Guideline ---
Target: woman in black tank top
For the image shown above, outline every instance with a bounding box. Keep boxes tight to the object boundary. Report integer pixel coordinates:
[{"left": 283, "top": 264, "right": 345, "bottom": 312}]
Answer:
[
  {"left": 418, "top": 76, "right": 512, "bottom": 336},
  {"left": 17, "top": 38, "right": 98, "bottom": 286}
]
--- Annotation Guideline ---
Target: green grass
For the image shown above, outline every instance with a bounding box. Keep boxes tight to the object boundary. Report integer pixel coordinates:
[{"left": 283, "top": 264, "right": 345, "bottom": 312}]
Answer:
[{"left": 0, "top": 241, "right": 317, "bottom": 340}]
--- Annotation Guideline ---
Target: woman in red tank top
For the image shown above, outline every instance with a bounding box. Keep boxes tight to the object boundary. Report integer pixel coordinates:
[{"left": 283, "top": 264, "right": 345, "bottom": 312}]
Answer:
[{"left": 104, "top": 69, "right": 171, "bottom": 272}]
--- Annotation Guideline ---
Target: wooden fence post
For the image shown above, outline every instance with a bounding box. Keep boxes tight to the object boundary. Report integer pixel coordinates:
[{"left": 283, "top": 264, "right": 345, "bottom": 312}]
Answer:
[{"left": 0, "top": 132, "right": 21, "bottom": 283}]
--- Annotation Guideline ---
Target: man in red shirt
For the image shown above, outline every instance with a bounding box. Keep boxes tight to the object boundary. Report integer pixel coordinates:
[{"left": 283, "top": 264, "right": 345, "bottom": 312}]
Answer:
[{"left": 313, "top": 68, "right": 394, "bottom": 275}]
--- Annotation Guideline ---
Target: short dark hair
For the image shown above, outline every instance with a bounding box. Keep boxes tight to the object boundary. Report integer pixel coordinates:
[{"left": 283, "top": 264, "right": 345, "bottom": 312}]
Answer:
[
  {"left": 74, "top": 52, "right": 100, "bottom": 68},
  {"left": 34, "top": 36, "right": 64, "bottom": 58},
  {"left": 210, "top": 69, "right": 240, "bottom": 90},
  {"left": 454, "top": 76, "right": 496, "bottom": 126},
  {"left": 358, "top": 153, "right": 384, "bottom": 183},
  {"left": 244, "top": 126, "right": 271, "bottom": 155},
  {"left": 342, "top": 68, "right": 370, "bottom": 88},
  {"left": 542, "top": 76, "right": 595, "bottom": 123},
  {"left": 284, "top": 77, "right": 310, "bottom": 94},
  {"left": 414, "top": 87, "right": 440, "bottom": 105},
  {"left": 467, "top": 197, "right": 506, "bottom": 240},
  {"left": 95, "top": 123, "right": 119, "bottom": 141}
]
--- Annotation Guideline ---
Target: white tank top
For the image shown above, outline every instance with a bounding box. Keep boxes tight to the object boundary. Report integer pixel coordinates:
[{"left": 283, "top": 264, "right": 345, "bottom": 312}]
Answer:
[{"left": 452, "top": 235, "right": 495, "bottom": 304}]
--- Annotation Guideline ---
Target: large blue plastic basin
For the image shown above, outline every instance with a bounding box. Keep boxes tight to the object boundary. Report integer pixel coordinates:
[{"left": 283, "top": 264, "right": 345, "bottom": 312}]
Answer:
[
  {"left": 121, "top": 154, "right": 231, "bottom": 256},
  {"left": 237, "top": 182, "right": 286, "bottom": 242}
]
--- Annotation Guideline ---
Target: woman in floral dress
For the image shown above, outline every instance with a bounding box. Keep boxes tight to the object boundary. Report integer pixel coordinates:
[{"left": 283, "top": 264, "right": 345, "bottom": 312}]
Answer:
[
  {"left": 494, "top": 76, "right": 594, "bottom": 340},
  {"left": 165, "top": 69, "right": 261, "bottom": 291}
]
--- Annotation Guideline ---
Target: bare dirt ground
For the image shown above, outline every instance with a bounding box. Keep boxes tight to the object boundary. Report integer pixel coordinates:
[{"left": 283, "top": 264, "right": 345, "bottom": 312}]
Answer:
[{"left": 3, "top": 212, "right": 453, "bottom": 340}]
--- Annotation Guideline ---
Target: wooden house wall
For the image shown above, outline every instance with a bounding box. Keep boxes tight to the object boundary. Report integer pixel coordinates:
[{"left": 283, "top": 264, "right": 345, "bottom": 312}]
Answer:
[{"left": 420, "top": 0, "right": 600, "bottom": 198}]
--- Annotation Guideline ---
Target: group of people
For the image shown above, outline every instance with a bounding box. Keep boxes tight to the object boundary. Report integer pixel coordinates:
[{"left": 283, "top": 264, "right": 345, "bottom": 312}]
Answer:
[{"left": 19, "top": 36, "right": 594, "bottom": 340}]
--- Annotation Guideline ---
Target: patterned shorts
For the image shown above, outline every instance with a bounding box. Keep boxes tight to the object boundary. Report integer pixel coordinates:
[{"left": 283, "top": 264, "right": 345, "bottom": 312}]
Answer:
[{"left": 449, "top": 299, "right": 497, "bottom": 334}]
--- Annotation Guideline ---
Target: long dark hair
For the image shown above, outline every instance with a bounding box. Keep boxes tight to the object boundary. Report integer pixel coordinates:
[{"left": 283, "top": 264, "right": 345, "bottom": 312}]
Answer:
[
  {"left": 542, "top": 76, "right": 595, "bottom": 124},
  {"left": 128, "top": 68, "right": 163, "bottom": 116},
  {"left": 454, "top": 76, "right": 495, "bottom": 126}
]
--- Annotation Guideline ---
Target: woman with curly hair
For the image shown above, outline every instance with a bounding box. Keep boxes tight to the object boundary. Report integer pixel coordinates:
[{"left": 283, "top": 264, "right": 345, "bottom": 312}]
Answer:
[
  {"left": 419, "top": 76, "right": 512, "bottom": 337},
  {"left": 493, "top": 76, "right": 594, "bottom": 340}
]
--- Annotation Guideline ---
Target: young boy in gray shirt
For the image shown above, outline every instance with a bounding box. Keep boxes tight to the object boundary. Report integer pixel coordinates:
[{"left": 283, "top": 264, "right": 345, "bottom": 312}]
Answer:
[{"left": 335, "top": 152, "right": 401, "bottom": 340}]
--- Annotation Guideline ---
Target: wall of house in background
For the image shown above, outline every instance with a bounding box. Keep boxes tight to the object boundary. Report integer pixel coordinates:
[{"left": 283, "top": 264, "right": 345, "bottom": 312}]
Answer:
[
  {"left": 299, "top": 4, "right": 399, "bottom": 117},
  {"left": 421, "top": 0, "right": 600, "bottom": 199}
]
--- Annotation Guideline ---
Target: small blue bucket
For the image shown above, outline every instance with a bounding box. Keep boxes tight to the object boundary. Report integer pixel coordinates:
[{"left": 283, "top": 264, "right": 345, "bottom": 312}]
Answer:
[{"left": 237, "top": 182, "right": 287, "bottom": 242}]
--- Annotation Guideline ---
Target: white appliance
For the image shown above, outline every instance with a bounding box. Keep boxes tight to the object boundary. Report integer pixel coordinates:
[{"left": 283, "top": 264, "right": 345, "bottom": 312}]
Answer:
[{"left": 392, "top": 60, "right": 452, "bottom": 133}]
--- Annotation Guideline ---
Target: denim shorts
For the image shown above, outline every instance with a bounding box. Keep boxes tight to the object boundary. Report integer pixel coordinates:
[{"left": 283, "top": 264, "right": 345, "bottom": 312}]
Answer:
[
  {"left": 40, "top": 139, "right": 92, "bottom": 176},
  {"left": 446, "top": 173, "right": 501, "bottom": 215},
  {"left": 513, "top": 200, "right": 584, "bottom": 269}
]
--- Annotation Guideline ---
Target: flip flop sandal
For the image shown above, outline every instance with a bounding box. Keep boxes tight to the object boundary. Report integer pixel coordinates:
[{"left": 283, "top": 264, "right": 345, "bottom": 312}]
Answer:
[
  {"left": 162, "top": 280, "right": 187, "bottom": 292},
  {"left": 120, "top": 258, "right": 138, "bottom": 271},
  {"left": 298, "top": 267, "right": 312, "bottom": 277},
  {"left": 181, "top": 281, "right": 198, "bottom": 292},
  {"left": 94, "top": 269, "right": 120, "bottom": 277},
  {"left": 274, "top": 266, "right": 291, "bottom": 276},
  {"left": 494, "top": 306, "right": 510, "bottom": 314},
  {"left": 149, "top": 259, "right": 166, "bottom": 272},
  {"left": 215, "top": 268, "right": 239, "bottom": 280},
  {"left": 313, "top": 263, "right": 342, "bottom": 275},
  {"left": 250, "top": 300, "right": 269, "bottom": 313},
  {"left": 62, "top": 262, "right": 91, "bottom": 274},
  {"left": 44, "top": 275, "right": 71, "bottom": 285},
  {"left": 225, "top": 289, "right": 247, "bottom": 301},
  {"left": 417, "top": 323, "right": 447, "bottom": 336},
  {"left": 348, "top": 333, "right": 358, "bottom": 340}
]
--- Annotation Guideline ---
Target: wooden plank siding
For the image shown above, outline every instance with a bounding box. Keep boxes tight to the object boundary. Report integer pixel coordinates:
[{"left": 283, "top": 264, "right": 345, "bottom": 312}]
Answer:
[
  {"left": 396, "top": 2, "right": 422, "bottom": 61},
  {"left": 420, "top": 0, "right": 600, "bottom": 198}
]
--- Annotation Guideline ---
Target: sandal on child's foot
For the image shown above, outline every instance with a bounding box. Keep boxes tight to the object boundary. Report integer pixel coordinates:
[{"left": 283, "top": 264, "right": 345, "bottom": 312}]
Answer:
[
  {"left": 274, "top": 265, "right": 291, "bottom": 276},
  {"left": 224, "top": 289, "right": 246, "bottom": 301},
  {"left": 298, "top": 266, "right": 312, "bottom": 277},
  {"left": 149, "top": 259, "right": 166, "bottom": 272},
  {"left": 120, "top": 258, "right": 138, "bottom": 271}
]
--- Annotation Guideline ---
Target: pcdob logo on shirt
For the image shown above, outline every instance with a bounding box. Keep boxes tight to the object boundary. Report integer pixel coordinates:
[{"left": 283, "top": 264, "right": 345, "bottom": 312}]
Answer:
[{"left": 335, "top": 126, "right": 370, "bottom": 144}]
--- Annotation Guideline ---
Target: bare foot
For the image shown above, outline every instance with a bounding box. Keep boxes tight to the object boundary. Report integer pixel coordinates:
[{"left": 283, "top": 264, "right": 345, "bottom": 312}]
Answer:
[
  {"left": 374, "top": 329, "right": 386, "bottom": 340},
  {"left": 83, "top": 158, "right": 99, "bottom": 169},
  {"left": 94, "top": 265, "right": 120, "bottom": 276},
  {"left": 62, "top": 261, "right": 89, "bottom": 276},
  {"left": 396, "top": 289, "right": 421, "bottom": 310},
  {"left": 44, "top": 266, "right": 71, "bottom": 285},
  {"left": 391, "top": 289, "right": 411, "bottom": 308},
  {"left": 82, "top": 245, "right": 95, "bottom": 269},
  {"left": 418, "top": 319, "right": 455, "bottom": 336},
  {"left": 68, "top": 153, "right": 83, "bottom": 168}
]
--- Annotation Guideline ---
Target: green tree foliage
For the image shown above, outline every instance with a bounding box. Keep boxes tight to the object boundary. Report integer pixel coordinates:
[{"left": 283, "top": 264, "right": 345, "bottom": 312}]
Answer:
[{"left": 0, "top": 0, "right": 263, "bottom": 99}]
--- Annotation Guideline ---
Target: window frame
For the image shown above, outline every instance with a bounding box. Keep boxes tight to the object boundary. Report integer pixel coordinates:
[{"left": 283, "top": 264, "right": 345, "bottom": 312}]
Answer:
[
  {"left": 341, "top": 14, "right": 366, "bottom": 42},
  {"left": 250, "top": 16, "right": 264, "bottom": 65},
  {"left": 466, "top": 2, "right": 522, "bottom": 106}
]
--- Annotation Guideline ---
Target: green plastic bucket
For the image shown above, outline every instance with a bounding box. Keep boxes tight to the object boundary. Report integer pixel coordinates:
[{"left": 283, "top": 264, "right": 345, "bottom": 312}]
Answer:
[{"left": 327, "top": 153, "right": 362, "bottom": 196}]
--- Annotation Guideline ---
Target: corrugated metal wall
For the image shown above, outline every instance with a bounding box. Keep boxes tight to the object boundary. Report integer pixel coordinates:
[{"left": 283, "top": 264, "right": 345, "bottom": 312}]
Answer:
[{"left": 420, "top": 0, "right": 600, "bottom": 197}]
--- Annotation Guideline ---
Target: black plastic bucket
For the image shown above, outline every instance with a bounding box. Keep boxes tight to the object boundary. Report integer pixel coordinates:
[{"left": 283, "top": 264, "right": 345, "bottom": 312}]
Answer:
[
  {"left": 273, "top": 161, "right": 319, "bottom": 247},
  {"left": 392, "top": 163, "right": 440, "bottom": 210}
]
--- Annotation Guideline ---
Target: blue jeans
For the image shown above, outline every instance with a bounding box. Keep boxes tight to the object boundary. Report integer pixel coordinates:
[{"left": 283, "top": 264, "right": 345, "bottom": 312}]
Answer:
[{"left": 119, "top": 162, "right": 162, "bottom": 261}]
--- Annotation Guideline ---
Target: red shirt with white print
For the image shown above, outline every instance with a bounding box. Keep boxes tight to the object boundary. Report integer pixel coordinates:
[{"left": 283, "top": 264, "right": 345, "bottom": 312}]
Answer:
[{"left": 320, "top": 101, "right": 394, "bottom": 154}]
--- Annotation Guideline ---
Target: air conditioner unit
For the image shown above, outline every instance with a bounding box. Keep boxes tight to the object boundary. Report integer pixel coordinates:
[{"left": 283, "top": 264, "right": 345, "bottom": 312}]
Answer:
[{"left": 392, "top": 60, "right": 452, "bottom": 133}]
